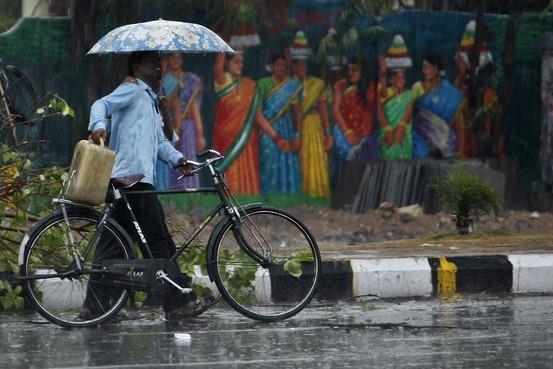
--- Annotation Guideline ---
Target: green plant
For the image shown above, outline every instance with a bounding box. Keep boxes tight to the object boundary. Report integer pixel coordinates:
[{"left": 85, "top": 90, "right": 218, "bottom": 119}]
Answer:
[
  {"left": 283, "top": 250, "right": 316, "bottom": 278},
  {"left": 0, "top": 93, "right": 72, "bottom": 312},
  {"left": 431, "top": 166, "right": 499, "bottom": 234}
]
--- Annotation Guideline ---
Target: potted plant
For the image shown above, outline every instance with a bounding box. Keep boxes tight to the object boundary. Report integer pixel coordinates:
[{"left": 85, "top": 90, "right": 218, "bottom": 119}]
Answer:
[{"left": 432, "top": 166, "right": 499, "bottom": 234}]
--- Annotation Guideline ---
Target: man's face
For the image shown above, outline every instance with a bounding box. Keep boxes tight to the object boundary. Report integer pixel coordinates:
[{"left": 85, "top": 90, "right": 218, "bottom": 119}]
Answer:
[{"left": 136, "top": 53, "right": 162, "bottom": 89}]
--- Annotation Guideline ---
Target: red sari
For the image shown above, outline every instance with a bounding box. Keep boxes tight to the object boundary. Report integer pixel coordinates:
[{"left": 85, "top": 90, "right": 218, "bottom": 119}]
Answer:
[{"left": 336, "top": 79, "right": 376, "bottom": 139}]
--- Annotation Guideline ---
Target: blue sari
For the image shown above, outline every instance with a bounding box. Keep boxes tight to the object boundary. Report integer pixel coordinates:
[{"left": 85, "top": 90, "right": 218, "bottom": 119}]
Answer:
[
  {"left": 412, "top": 79, "right": 463, "bottom": 159},
  {"left": 257, "top": 77, "right": 302, "bottom": 195}
]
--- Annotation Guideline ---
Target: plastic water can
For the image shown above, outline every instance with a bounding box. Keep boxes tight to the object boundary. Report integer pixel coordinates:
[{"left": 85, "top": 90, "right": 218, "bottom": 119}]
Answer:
[{"left": 64, "top": 138, "right": 115, "bottom": 205}]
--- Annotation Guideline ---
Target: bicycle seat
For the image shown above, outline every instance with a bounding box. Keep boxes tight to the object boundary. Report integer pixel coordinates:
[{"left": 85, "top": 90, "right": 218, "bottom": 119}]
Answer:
[{"left": 110, "top": 174, "right": 145, "bottom": 187}]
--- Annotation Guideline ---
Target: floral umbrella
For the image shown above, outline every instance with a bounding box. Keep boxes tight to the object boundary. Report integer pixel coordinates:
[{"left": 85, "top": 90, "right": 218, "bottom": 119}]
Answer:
[{"left": 87, "top": 19, "right": 234, "bottom": 54}]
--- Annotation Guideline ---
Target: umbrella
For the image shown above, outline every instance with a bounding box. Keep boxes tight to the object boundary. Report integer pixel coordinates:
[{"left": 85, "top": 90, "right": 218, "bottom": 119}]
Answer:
[{"left": 87, "top": 19, "right": 234, "bottom": 55}]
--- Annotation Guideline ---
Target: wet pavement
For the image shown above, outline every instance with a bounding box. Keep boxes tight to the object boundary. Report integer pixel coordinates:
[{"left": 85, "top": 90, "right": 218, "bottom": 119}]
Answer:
[{"left": 1, "top": 295, "right": 553, "bottom": 368}]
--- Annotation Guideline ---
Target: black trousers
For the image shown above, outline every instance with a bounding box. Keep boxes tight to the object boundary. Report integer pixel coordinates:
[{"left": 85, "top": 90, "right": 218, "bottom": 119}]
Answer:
[
  {"left": 112, "top": 182, "right": 176, "bottom": 259},
  {"left": 83, "top": 182, "right": 180, "bottom": 313}
]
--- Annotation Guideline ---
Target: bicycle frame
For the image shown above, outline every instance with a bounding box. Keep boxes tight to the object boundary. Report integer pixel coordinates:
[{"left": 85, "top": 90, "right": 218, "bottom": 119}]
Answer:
[{"left": 52, "top": 152, "right": 270, "bottom": 281}]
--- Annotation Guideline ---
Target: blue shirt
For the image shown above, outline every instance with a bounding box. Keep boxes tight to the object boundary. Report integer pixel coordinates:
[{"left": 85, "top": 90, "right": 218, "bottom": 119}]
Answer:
[{"left": 88, "top": 78, "right": 184, "bottom": 186}]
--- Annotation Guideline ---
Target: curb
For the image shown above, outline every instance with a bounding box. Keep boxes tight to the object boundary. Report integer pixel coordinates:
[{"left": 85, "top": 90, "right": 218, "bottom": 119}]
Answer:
[
  {"left": 4, "top": 254, "right": 553, "bottom": 304},
  {"left": 316, "top": 254, "right": 553, "bottom": 300}
]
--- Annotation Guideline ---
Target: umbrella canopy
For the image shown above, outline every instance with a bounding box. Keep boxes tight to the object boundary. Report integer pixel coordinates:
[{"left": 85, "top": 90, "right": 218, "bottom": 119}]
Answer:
[{"left": 87, "top": 19, "right": 234, "bottom": 55}]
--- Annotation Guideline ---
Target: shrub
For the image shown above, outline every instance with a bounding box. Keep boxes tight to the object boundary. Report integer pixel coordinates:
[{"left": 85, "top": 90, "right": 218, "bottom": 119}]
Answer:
[{"left": 432, "top": 166, "right": 499, "bottom": 234}]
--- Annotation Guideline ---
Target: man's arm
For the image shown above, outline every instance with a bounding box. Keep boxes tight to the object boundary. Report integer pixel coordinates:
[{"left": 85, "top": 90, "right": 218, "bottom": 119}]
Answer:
[
  {"left": 157, "top": 119, "right": 184, "bottom": 167},
  {"left": 88, "top": 83, "right": 140, "bottom": 134}
]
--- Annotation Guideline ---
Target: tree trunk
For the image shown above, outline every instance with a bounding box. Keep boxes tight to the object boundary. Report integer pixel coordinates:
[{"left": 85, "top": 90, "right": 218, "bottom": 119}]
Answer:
[{"left": 498, "top": 0, "right": 521, "bottom": 153}]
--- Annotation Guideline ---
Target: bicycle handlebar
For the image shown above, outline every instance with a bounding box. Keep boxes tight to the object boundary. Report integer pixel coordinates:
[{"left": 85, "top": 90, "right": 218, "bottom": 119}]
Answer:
[{"left": 177, "top": 149, "right": 224, "bottom": 176}]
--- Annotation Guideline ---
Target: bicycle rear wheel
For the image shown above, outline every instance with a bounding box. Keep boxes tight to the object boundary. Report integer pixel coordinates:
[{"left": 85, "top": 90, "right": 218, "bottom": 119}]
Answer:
[
  {"left": 20, "top": 208, "right": 133, "bottom": 328},
  {"left": 211, "top": 206, "right": 321, "bottom": 321}
]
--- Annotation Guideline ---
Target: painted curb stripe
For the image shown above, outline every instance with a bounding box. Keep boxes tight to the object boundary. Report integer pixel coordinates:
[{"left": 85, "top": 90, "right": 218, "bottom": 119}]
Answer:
[
  {"left": 429, "top": 256, "right": 512, "bottom": 296},
  {"left": 509, "top": 254, "right": 553, "bottom": 293},
  {"left": 350, "top": 258, "right": 432, "bottom": 298}
]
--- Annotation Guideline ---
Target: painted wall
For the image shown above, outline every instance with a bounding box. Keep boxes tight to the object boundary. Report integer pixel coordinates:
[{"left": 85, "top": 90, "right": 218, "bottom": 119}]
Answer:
[{"left": 0, "top": 5, "right": 551, "bottom": 205}]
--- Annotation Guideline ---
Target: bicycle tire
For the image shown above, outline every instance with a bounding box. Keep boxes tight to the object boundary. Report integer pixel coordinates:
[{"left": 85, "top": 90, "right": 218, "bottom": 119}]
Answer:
[
  {"left": 20, "top": 208, "right": 134, "bottom": 328},
  {"left": 210, "top": 205, "right": 321, "bottom": 322}
]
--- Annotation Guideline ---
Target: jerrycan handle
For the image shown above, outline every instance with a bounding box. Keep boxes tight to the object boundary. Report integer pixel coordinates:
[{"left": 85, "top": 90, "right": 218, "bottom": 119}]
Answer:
[{"left": 88, "top": 137, "right": 106, "bottom": 147}]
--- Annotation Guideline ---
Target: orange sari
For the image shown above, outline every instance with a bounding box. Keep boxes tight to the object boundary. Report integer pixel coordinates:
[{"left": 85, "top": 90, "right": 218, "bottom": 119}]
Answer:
[{"left": 213, "top": 76, "right": 260, "bottom": 195}]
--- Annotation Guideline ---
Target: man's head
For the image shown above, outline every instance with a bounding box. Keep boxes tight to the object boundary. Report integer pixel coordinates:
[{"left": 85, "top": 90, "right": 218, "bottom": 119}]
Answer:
[{"left": 127, "top": 51, "right": 162, "bottom": 89}]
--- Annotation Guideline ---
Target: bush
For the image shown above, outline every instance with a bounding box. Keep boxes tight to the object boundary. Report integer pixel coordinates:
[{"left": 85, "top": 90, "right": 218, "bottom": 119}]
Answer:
[
  {"left": 432, "top": 166, "right": 499, "bottom": 234},
  {"left": 0, "top": 91, "right": 72, "bottom": 312}
]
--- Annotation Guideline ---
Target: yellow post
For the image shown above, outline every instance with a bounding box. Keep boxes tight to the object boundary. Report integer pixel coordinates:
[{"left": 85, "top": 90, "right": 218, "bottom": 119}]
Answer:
[{"left": 437, "top": 256, "right": 457, "bottom": 295}]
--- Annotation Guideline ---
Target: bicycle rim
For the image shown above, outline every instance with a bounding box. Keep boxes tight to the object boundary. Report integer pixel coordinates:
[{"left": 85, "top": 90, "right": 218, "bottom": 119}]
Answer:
[
  {"left": 213, "top": 207, "right": 320, "bottom": 321},
  {"left": 22, "top": 212, "right": 132, "bottom": 328}
]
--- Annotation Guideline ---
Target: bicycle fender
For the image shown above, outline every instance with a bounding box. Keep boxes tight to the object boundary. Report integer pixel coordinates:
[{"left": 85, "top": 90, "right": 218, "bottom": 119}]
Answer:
[{"left": 205, "top": 203, "right": 265, "bottom": 281}]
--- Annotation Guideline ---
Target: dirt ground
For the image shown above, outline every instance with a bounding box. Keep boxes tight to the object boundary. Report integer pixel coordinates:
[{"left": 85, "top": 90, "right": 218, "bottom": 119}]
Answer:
[
  {"left": 165, "top": 203, "right": 553, "bottom": 246},
  {"left": 287, "top": 205, "right": 553, "bottom": 244}
]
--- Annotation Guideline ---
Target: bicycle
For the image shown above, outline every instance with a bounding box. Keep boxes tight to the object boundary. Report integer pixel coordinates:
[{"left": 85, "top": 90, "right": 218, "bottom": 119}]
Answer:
[
  {"left": 0, "top": 57, "right": 39, "bottom": 146},
  {"left": 16, "top": 149, "right": 321, "bottom": 328}
]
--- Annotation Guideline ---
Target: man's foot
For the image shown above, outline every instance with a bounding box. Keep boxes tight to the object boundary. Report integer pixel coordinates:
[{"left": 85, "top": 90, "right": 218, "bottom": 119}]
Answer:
[{"left": 165, "top": 297, "right": 210, "bottom": 320}]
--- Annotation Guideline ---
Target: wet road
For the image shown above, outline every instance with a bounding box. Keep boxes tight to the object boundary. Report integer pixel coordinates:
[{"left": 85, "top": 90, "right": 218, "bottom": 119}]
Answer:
[{"left": 1, "top": 295, "right": 553, "bottom": 368}]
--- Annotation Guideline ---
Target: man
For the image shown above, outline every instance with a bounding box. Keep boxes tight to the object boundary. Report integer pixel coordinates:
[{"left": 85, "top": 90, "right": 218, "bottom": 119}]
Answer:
[{"left": 87, "top": 51, "right": 204, "bottom": 319}]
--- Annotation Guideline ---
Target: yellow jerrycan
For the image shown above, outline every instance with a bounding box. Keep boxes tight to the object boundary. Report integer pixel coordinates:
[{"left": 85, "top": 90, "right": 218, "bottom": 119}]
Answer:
[{"left": 64, "top": 138, "right": 115, "bottom": 205}]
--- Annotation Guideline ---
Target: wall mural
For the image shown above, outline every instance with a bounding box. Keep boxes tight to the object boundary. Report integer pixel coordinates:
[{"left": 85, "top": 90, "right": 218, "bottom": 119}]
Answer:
[{"left": 1, "top": 3, "right": 553, "bottom": 208}]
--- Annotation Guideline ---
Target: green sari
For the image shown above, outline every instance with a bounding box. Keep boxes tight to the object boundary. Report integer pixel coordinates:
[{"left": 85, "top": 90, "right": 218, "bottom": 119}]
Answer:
[{"left": 378, "top": 88, "right": 414, "bottom": 160}]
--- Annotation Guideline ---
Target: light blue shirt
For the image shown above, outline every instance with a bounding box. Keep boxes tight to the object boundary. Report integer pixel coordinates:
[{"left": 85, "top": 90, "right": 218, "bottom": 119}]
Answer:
[{"left": 88, "top": 78, "right": 183, "bottom": 186}]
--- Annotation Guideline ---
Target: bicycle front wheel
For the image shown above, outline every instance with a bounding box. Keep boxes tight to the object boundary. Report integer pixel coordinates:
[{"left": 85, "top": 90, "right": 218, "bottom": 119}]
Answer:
[
  {"left": 211, "top": 206, "right": 321, "bottom": 321},
  {"left": 20, "top": 209, "right": 133, "bottom": 328}
]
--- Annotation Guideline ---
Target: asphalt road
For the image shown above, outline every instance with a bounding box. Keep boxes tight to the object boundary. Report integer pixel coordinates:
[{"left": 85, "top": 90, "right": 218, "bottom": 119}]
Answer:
[{"left": 1, "top": 294, "right": 553, "bottom": 368}]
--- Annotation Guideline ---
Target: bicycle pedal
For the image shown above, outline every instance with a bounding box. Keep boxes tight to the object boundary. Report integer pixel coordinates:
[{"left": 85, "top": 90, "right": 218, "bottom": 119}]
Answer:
[{"left": 155, "top": 270, "right": 193, "bottom": 294}]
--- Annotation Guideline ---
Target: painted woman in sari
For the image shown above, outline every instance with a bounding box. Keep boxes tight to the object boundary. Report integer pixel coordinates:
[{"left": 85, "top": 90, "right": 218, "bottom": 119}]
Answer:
[
  {"left": 158, "top": 53, "right": 206, "bottom": 189},
  {"left": 255, "top": 54, "right": 302, "bottom": 195},
  {"left": 290, "top": 31, "right": 333, "bottom": 198},
  {"left": 292, "top": 59, "right": 333, "bottom": 197},
  {"left": 332, "top": 58, "right": 377, "bottom": 161},
  {"left": 212, "top": 52, "right": 260, "bottom": 195},
  {"left": 377, "top": 36, "right": 414, "bottom": 160},
  {"left": 412, "top": 54, "right": 466, "bottom": 159}
]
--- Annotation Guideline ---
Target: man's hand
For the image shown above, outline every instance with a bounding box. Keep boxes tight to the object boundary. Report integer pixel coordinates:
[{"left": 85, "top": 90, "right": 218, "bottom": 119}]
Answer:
[
  {"left": 123, "top": 76, "right": 138, "bottom": 84},
  {"left": 89, "top": 128, "right": 107, "bottom": 145},
  {"left": 176, "top": 158, "right": 196, "bottom": 176}
]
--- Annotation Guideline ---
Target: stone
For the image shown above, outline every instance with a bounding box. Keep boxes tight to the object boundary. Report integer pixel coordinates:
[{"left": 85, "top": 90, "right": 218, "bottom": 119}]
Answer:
[
  {"left": 531, "top": 211, "right": 540, "bottom": 219},
  {"left": 398, "top": 204, "right": 423, "bottom": 223},
  {"left": 399, "top": 212, "right": 415, "bottom": 223},
  {"left": 377, "top": 202, "right": 396, "bottom": 220}
]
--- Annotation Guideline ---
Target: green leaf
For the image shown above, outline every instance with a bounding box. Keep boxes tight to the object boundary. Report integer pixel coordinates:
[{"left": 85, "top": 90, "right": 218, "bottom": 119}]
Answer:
[
  {"left": 284, "top": 260, "right": 302, "bottom": 278},
  {"left": 14, "top": 296, "right": 24, "bottom": 310}
]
